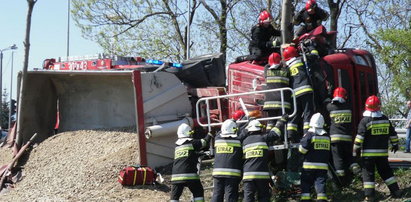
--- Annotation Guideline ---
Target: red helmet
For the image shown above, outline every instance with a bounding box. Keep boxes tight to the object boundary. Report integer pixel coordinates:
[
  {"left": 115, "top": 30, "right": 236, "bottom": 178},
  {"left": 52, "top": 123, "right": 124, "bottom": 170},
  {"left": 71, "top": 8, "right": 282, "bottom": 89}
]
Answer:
[
  {"left": 232, "top": 110, "right": 245, "bottom": 120},
  {"left": 333, "top": 87, "right": 347, "bottom": 99},
  {"left": 365, "top": 95, "right": 381, "bottom": 112},
  {"left": 258, "top": 10, "right": 273, "bottom": 24},
  {"left": 305, "top": 0, "right": 317, "bottom": 11},
  {"left": 282, "top": 46, "right": 299, "bottom": 61},
  {"left": 268, "top": 52, "right": 281, "bottom": 66}
]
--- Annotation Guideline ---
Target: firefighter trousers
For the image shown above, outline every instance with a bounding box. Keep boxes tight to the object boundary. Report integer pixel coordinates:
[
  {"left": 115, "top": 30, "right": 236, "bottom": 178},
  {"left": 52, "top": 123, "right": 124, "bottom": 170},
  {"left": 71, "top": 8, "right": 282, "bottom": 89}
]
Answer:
[
  {"left": 287, "top": 93, "right": 314, "bottom": 143},
  {"left": 211, "top": 177, "right": 241, "bottom": 202},
  {"left": 362, "top": 157, "right": 399, "bottom": 197},
  {"left": 331, "top": 141, "right": 354, "bottom": 184},
  {"left": 170, "top": 180, "right": 204, "bottom": 202},
  {"left": 243, "top": 179, "right": 271, "bottom": 202},
  {"left": 300, "top": 169, "right": 328, "bottom": 202}
]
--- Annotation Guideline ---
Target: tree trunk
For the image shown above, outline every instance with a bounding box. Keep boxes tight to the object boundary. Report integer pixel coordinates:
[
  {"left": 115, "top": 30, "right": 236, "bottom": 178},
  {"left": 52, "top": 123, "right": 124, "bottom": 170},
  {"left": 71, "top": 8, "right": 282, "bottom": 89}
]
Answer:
[
  {"left": 281, "top": 0, "right": 293, "bottom": 44},
  {"left": 16, "top": 0, "right": 37, "bottom": 147},
  {"left": 219, "top": 0, "right": 228, "bottom": 65},
  {"left": 328, "top": 0, "right": 341, "bottom": 48}
]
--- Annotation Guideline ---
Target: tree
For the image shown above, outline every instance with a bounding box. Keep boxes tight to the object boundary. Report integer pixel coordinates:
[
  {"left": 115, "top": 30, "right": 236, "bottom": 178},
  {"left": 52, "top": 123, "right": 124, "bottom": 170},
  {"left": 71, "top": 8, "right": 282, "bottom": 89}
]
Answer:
[
  {"left": 16, "top": 0, "right": 37, "bottom": 146},
  {"left": 72, "top": 0, "right": 201, "bottom": 62},
  {"left": 344, "top": 0, "right": 410, "bottom": 117}
]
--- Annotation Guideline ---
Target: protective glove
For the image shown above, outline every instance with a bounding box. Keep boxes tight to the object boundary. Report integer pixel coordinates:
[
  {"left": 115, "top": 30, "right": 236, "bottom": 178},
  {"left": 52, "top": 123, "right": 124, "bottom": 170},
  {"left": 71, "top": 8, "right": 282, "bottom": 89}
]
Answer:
[
  {"left": 274, "top": 114, "right": 289, "bottom": 129},
  {"left": 391, "top": 144, "right": 399, "bottom": 153},
  {"left": 353, "top": 144, "right": 361, "bottom": 157},
  {"left": 271, "top": 37, "right": 282, "bottom": 48}
]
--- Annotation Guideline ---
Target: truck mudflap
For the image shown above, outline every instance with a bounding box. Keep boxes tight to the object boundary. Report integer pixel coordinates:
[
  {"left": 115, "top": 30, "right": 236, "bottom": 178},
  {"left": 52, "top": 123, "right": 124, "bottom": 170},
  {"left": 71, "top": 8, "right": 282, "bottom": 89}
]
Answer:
[{"left": 16, "top": 70, "right": 191, "bottom": 168}]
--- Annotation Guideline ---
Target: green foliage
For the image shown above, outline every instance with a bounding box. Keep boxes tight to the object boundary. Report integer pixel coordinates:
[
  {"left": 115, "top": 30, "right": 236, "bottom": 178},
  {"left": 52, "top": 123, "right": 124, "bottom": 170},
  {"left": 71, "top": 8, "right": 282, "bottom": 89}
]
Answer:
[
  {"left": 376, "top": 29, "right": 411, "bottom": 98},
  {"left": 375, "top": 28, "right": 411, "bottom": 117}
]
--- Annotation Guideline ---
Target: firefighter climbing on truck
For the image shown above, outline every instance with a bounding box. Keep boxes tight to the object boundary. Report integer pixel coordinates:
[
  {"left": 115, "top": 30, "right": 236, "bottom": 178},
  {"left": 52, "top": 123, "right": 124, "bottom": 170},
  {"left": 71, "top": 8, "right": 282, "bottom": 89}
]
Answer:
[{"left": 235, "top": 10, "right": 281, "bottom": 63}]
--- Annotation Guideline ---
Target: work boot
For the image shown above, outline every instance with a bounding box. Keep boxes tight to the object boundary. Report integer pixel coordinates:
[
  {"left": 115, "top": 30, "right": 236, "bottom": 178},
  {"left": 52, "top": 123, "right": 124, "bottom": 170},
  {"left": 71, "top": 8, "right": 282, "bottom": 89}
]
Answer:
[
  {"left": 350, "top": 163, "right": 361, "bottom": 175},
  {"left": 391, "top": 189, "right": 402, "bottom": 198}
]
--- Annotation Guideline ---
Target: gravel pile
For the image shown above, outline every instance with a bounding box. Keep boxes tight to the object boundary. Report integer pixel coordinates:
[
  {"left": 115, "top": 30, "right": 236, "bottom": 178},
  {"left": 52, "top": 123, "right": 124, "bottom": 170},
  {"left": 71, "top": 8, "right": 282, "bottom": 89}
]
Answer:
[{"left": 0, "top": 129, "right": 171, "bottom": 201}]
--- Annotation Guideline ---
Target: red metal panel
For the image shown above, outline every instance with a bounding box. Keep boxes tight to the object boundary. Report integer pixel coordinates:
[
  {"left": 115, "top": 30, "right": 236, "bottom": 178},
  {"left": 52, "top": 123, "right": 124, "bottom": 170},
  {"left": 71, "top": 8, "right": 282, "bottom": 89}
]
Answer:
[
  {"left": 227, "top": 62, "right": 265, "bottom": 115},
  {"left": 132, "top": 71, "right": 147, "bottom": 165}
]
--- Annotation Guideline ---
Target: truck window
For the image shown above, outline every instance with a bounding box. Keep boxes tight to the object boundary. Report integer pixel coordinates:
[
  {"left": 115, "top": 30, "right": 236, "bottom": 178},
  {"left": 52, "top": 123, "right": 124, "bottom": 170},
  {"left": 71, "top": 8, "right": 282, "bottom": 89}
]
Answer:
[
  {"left": 340, "top": 69, "right": 352, "bottom": 105},
  {"left": 367, "top": 73, "right": 376, "bottom": 96},
  {"left": 359, "top": 72, "right": 367, "bottom": 106}
]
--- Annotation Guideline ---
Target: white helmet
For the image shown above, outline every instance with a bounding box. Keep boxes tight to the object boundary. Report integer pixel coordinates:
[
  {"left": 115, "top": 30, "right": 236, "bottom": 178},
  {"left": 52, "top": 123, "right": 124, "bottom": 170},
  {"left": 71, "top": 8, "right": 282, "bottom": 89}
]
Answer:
[
  {"left": 177, "top": 123, "right": 193, "bottom": 138},
  {"left": 221, "top": 119, "right": 238, "bottom": 137},
  {"left": 309, "top": 113, "right": 324, "bottom": 129},
  {"left": 247, "top": 119, "right": 263, "bottom": 132}
]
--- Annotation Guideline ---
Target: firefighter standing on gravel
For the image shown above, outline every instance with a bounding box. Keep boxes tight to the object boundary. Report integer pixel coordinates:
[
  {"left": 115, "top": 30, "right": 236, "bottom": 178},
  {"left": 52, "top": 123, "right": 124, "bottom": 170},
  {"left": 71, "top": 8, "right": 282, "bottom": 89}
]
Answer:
[
  {"left": 326, "top": 87, "right": 360, "bottom": 186},
  {"left": 298, "top": 113, "right": 330, "bottom": 202},
  {"left": 170, "top": 123, "right": 213, "bottom": 202},
  {"left": 212, "top": 119, "right": 245, "bottom": 202},
  {"left": 242, "top": 114, "right": 288, "bottom": 202},
  {"left": 263, "top": 52, "right": 291, "bottom": 130},
  {"left": 353, "top": 95, "right": 402, "bottom": 201}
]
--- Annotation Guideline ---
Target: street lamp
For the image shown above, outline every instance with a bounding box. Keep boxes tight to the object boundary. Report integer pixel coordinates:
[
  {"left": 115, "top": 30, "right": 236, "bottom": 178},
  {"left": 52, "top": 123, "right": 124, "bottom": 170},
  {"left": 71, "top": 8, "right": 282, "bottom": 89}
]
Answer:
[
  {"left": 0, "top": 44, "right": 17, "bottom": 128},
  {"left": 8, "top": 46, "right": 18, "bottom": 129}
]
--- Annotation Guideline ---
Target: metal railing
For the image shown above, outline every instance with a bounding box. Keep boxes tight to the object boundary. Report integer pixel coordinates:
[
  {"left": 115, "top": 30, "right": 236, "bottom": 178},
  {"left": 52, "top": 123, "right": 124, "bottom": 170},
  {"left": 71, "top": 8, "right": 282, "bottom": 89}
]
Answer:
[{"left": 195, "top": 87, "right": 297, "bottom": 149}]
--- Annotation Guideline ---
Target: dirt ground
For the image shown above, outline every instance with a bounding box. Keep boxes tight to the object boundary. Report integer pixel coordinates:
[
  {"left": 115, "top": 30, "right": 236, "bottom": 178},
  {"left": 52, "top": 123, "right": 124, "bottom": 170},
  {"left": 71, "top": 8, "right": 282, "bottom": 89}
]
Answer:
[{"left": 0, "top": 130, "right": 411, "bottom": 201}]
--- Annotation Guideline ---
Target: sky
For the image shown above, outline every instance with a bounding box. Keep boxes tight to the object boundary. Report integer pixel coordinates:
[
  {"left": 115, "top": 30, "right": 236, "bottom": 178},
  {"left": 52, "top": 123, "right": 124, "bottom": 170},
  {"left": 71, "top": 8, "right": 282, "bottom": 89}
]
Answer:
[{"left": 0, "top": 0, "right": 102, "bottom": 99}]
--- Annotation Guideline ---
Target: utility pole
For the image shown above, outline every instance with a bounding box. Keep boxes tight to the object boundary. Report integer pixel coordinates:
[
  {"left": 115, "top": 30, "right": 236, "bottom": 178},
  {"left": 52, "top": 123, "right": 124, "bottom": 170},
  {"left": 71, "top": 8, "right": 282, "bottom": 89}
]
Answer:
[
  {"left": 67, "top": 0, "right": 71, "bottom": 57},
  {"left": 9, "top": 49, "right": 17, "bottom": 129}
]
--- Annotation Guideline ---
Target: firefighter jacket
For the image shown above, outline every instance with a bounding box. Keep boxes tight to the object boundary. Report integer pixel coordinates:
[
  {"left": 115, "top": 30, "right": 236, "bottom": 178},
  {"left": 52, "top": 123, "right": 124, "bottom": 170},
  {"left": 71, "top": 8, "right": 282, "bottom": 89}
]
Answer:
[
  {"left": 286, "top": 57, "right": 314, "bottom": 98},
  {"left": 248, "top": 24, "right": 281, "bottom": 55},
  {"left": 212, "top": 132, "right": 246, "bottom": 178},
  {"left": 242, "top": 128, "right": 282, "bottom": 180},
  {"left": 293, "top": 7, "right": 329, "bottom": 30},
  {"left": 263, "top": 63, "right": 291, "bottom": 111},
  {"left": 326, "top": 101, "right": 353, "bottom": 143},
  {"left": 354, "top": 113, "right": 399, "bottom": 157},
  {"left": 298, "top": 131, "right": 331, "bottom": 170},
  {"left": 171, "top": 135, "right": 211, "bottom": 183}
]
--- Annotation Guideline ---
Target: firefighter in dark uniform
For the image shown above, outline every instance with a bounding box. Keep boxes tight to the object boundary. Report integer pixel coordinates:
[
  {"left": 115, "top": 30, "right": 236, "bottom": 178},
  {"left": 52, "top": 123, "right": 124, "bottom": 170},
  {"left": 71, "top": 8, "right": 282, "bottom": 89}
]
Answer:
[
  {"left": 282, "top": 45, "right": 315, "bottom": 186},
  {"left": 212, "top": 119, "right": 245, "bottom": 202},
  {"left": 235, "top": 10, "right": 281, "bottom": 63},
  {"left": 283, "top": 45, "right": 314, "bottom": 142},
  {"left": 293, "top": 0, "right": 329, "bottom": 38},
  {"left": 242, "top": 114, "right": 288, "bottom": 202},
  {"left": 353, "top": 95, "right": 402, "bottom": 201},
  {"left": 170, "top": 123, "right": 213, "bottom": 202},
  {"left": 298, "top": 113, "right": 330, "bottom": 202},
  {"left": 263, "top": 52, "right": 291, "bottom": 130},
  {"left": 327, "top": 87, "right": 360, "bottom": 186}
]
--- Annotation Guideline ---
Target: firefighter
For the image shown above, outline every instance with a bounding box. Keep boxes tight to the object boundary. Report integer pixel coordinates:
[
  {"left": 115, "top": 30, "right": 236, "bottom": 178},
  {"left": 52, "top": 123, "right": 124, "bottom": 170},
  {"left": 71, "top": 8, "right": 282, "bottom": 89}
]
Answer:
[
  {"left": 242, "top": 114, "right": 288, "bottom": 202},
  {"left": 235, "top": 10, "right": 281, "bottom": 63},
  {"left": 298, "top": 113, "right": 330, "bottom": 202},
  {"left": 263, "top": 52, "right": 291, "bottom": 130},
  {"left": 282, "top": 45, "right": 315, "bottom": 188},
  {"left": 353, "top": 95, "right": 402, "bottom": 201},
  {"left": 293, "top": 0, "right": 329, "bottom": 39},
  {"left": 327, "top": 87, "right": 360, "bottom": 186},
  {"left": 170, "top": 123, "right": 213, "bottom": 202},
  {"left": 212, "top": 119, "right": 245, "bottom": 202},
  {"left": 283, "top": 45, "right": 314, "bottom": 142}
]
